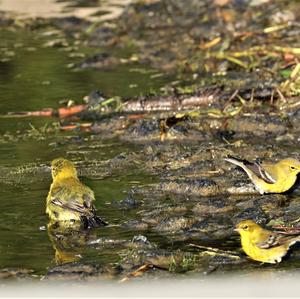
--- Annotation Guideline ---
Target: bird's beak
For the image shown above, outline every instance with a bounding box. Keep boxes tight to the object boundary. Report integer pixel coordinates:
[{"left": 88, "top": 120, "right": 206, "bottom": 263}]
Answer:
[{"left": 233, "top": 228, "right": 240, "bottom": 232}]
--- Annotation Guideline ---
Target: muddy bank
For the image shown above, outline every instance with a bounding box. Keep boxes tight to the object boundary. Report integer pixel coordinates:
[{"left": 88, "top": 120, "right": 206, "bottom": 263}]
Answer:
[
  {"left": 3, "top": 0, "right": 300, "bottom": 92},
  {"left": 79, "top": 0, "right": 300, "bottom": 88},
  {"left": 2, "top": 81, "right": 300, "bottom": 144},
  {"left": 1, "top": 87, "right": 300, "bottom": 280},
  {"left": 1, "top": 0, "right": 300, "bottom": 282}
]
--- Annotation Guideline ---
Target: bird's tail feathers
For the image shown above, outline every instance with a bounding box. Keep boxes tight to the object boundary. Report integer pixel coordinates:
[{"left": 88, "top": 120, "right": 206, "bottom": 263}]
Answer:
[
  {"left": 81, "top": 215, "right": 108, "bottom": 229},
  {"left": 292, "top": 236, "right": 300, "bottom": 246},
  {"left": 224, "top": 155, "right": 248, "bottom": 168}
]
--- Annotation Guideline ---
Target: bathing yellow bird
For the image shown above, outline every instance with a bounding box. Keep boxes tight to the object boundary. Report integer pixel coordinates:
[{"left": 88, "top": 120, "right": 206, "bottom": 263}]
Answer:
[
  {"left": 46, "top": 158, "right": 107, "bottom": 228},
  {"left": 224, "top": 156, "right": 300, "bottom": 194},
  {"left": 235, "top": 220, "right": 300, "bottom": 264}
]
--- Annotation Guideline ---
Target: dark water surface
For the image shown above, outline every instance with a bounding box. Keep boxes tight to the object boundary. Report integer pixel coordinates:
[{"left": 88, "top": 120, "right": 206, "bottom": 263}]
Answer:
[{"left": 0, "top": 28, "right": 168, "bottom": 273}]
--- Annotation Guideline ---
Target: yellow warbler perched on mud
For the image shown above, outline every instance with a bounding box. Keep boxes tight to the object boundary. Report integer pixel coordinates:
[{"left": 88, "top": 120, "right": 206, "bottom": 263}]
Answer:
[
  {"left": 46, "top": 158, "right": 107, "bottom": 228},
  {"left": 235, "top": 220, "right": 300, "bottom": 264},
  {"left": 224, "top": 156, "right": 300, "bottom": 194}
]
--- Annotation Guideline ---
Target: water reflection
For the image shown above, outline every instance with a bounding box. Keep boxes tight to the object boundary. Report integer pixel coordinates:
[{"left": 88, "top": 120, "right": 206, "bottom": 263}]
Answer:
[{"left": 47, "top": 222, "right": 97, "bottom": 264}]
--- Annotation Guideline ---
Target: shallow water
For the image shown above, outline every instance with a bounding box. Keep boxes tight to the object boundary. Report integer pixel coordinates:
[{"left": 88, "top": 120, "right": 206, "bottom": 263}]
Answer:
[
  {"left": 1, "top": 20, "right": 300, "bottom": 280},
  {"left": 0, "top": 27, "right": 169, "bottom": 274}
]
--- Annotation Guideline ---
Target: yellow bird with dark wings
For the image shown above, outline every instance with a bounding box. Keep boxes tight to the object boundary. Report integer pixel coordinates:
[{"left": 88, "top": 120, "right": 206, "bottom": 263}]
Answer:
[
  {"left": 225, "top": 156, "right": 300, "bottom": 194},
  {"left": 235, "top": 220, "right": 300, "bottom": 263},
  {"left": 46, "top": 158, "right": 107, "bottom": 228}
]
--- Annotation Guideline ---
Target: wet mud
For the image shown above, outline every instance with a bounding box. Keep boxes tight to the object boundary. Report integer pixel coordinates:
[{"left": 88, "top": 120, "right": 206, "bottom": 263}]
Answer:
[{"left": 1, "top": 0, "right": 300, "bottom": 282}]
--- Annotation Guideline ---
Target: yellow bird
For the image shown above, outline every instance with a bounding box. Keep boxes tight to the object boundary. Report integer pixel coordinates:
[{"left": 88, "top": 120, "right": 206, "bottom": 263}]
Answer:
[
  {"left": 46, "top": 158, "right": 107, "bottom": 228},
  {"left": 224, "top": 156, "right": 300, "bottom": 194},
  {"left": 235, "top": 220, "right": 300, "bottom": 264}
]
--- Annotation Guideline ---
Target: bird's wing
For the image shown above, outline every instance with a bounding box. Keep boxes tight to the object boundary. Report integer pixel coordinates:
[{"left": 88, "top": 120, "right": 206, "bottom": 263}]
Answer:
[
  {"left": 256, "top": 232, "right": 299, "bottom": 249},
  {"left": 225, "top": 155, "right": 277, "bottom": 184},
  {"left": 49, "top": 183, "right": 95, "bottom": 216},
  {"left": 255, "top": 232, "right": 281, "bottom": 248},
  {"left": 225, "top": 156, "right": 276, "bottom": 184},
  {"left": 245, "top": 162, "right": 276, "bottom": 184}
]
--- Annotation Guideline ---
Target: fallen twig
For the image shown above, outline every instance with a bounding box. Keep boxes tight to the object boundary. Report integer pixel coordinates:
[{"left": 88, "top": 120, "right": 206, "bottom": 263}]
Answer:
[
  {"left": 60, "top": 123, "right": 92, "bottom": 131},
  {"left": 119, "top": 263, "right": 154, "bottom": 283},
  {"left": 272, "top": 225, "right": 300, "bottom": 234},
  {"left": 189, "top": 243, "right": 240, "bottom": 259},
  {"left": 4, "top": 104, "right": 87, "bottom": 119}
]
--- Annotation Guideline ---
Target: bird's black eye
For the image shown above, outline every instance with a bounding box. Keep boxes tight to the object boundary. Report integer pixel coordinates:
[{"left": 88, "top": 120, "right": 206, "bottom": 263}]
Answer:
[
  {"left": 243, "top": 225, "right": 249, "bottom": 230},
  {"left": 290, "top": 166, "right": 296, "bottom": 170}
]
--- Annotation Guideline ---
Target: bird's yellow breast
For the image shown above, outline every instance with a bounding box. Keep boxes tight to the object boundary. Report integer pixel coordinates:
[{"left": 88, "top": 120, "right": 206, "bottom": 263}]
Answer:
[
  {"left": 241, "top": 236, "right": 287, "bottom": 264},
  {"left": 252, "top": 169, "right": 297, "bottom": 194}
]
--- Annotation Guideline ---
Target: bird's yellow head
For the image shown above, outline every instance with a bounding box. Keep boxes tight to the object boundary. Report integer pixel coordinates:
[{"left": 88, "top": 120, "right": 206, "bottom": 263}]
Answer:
[
  {"left": 51, "top": 158, "right": 78, "bottom": 181},
  {"left": 235, "top": 220, "right": 262, "bottom": 238},
  {"left": 277, "top": 158, "right": 300, "bottom": 175}
]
